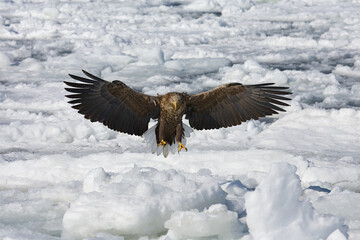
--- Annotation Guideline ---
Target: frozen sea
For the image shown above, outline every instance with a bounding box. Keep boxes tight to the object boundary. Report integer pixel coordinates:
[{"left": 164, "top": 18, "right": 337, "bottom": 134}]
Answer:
[{"left": 1, "top": 0, "right": 360, "bottom": 239}]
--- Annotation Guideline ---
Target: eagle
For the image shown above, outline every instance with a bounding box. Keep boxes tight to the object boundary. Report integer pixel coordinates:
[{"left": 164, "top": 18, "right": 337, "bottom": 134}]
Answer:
[{"left": 64, "top": 70, "right": 291, "bottom": 157}]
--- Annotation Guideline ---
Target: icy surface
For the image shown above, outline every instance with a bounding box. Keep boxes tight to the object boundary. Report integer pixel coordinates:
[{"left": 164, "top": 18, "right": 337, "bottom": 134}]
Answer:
[
  {"left": 245, "top": 163, "right": 347, "bottom": 240},
  {"left": 164, "top": 204, "right": 245, "bottom": 239},
  {"left": 1, "top": 0, "right": 360, "bottom": 239},
  {"left": 62, "top": 167, "right": 226, "bottom": 239}
]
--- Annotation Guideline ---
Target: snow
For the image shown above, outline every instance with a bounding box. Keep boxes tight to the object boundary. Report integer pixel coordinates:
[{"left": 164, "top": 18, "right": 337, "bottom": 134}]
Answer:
[
  {"left": 0, "top": 52, "right": 11, "bottom": 67},
  {"left": 245, "top": 163, "right": 347, "bottom": 240},
  {"left": 1, "top": 0, "right": 360, "bottom": 239},
  {"left": 165, "top": 204, "right": 245, "bottom": 239},
  {"left": 62, "top": 167, "right": 227, "bottom": 239}
]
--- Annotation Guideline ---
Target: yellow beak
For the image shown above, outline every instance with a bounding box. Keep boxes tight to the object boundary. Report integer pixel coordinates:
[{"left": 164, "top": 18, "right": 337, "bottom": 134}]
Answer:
[{"left": 173, "top": 101, "right": 178, "bottom": 110}]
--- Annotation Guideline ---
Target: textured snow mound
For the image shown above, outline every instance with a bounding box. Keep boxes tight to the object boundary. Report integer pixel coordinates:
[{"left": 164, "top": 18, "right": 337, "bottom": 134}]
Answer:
[
  {"left": 165, "top": 204, "right": 245, "bottom": 239},
  {"left": 62, "top": 166, "right": 226, "bottom": 239},
  {"left": 245, "top": 163, "right": 348, "bottom": 240}
]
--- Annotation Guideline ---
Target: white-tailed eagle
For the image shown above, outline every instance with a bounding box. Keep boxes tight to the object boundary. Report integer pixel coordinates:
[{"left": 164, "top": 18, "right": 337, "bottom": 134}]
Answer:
[{"left": 64, "top": 70, "right": 291, "bottom": 157}]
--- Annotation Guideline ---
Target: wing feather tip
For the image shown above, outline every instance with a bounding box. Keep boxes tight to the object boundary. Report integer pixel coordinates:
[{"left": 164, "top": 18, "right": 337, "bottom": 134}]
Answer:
[{"left": 63, "top": 81, "right": 72, "bottom": 86}]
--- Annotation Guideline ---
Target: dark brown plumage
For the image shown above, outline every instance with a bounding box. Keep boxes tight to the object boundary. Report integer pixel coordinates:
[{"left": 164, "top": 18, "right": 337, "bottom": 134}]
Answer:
[{"left": 64, "top": 70, "right": 291, "bottom": 156}]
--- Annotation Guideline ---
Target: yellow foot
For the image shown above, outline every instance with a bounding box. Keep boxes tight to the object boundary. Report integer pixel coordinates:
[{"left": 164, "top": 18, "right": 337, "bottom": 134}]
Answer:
[
  {"left": 158, "top": 140, "right": 167, "bottom": 148},
  {"left": 178, "top": 142, "right": 187, "bottom": 152}
]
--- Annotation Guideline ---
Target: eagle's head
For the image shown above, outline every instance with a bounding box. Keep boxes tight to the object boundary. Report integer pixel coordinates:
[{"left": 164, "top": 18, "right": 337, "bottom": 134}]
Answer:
[{"left": 161, "top": 92, "right": 187, "bottom": 114}]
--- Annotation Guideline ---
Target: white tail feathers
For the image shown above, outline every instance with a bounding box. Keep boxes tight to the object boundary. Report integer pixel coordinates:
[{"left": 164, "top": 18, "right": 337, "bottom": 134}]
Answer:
[{"left": 143, "top": 123, "right": 193, "bottom": 158}]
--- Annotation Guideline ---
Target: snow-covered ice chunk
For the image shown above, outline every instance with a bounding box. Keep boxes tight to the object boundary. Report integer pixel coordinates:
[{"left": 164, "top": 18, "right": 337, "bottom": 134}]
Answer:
[
  {"left": 0, "top": 52, "right": 11, "bottom": 67},
  {"left": 333, "top": 65, "right": 360, "bottom": 78},
  {"left": 84, "top": 232, "right": 125, "bottom": 240},
  {"left": 164, "top": 57, "right": 232, "bottom": 75},
  {"left": 62, "top": 166, "right": 227, "bottom": 239},
  {"left": 261, "top": 36, "right": 318, "bottom": 49},
  {"left": 0, "top": 222, "right": 58, "bottom": 240},
  {"left": 254, "top": 108, "right": 360, "bottom": 161},
  {"left": 183, "top": 0, "right": 222, "bottom": 13},
  {"left": 313, "top": 188, "right": 360, "bottom": 230},
  {"left": 164, "top": 204, "right": 245, "bottom": 239},
  {"left": 41, "top": 8, "right": 60, "bottom": 20},
  {"left": 245, "top": 163, "right": 348, "bottom": 240},
  {"left": 222, "top": 0, "right": 255, "bottom": 17},
  {"left": 83, "top": 167, "right": 109, "bottom": 193},
  {"left": 326, "top": 229, "right": 348, "bottom": 240},
  {"left": 135, "top": 47, "right": 165, "bottom": 65},
  {"left": 220, "top": 60, "right": 288, "bottom": 86}
]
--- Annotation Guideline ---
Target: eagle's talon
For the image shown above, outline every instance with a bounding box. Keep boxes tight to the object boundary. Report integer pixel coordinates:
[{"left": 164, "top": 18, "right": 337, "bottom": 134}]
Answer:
[
  {"left": 158, "top": 140, "right": 167, "bottom": 148},
  {"left": 178, "top": 142, "right": 187, "bottom": 152}
]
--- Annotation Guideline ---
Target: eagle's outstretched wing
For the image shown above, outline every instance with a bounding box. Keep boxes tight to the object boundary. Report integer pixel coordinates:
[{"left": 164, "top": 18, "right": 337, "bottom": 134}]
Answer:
[
  {"left": 64, "top": 70, "right": 159, "bottom": 136},
  {"left": 185, "top": 83, "right": 291, "bottom": 130}
]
